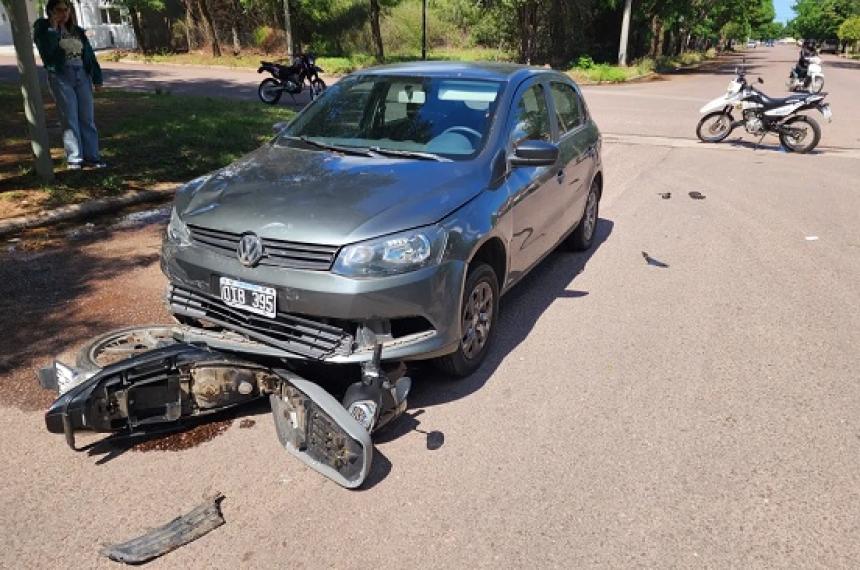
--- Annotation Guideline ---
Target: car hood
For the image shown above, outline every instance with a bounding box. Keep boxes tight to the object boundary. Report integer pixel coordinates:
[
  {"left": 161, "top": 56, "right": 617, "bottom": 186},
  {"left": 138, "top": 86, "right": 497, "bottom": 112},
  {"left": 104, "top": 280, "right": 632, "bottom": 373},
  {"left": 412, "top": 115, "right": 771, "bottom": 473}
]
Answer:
[{"left": 175, "top": 144, "right": 485, "bottom": 246}]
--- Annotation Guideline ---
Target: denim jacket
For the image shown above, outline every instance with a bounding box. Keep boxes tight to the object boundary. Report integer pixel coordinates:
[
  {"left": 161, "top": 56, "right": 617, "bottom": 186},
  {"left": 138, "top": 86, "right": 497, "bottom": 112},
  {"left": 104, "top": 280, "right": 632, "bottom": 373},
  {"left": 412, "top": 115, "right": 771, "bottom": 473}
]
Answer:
[{"left": 33, "top": 18, "right": 103, "bottom": 85}]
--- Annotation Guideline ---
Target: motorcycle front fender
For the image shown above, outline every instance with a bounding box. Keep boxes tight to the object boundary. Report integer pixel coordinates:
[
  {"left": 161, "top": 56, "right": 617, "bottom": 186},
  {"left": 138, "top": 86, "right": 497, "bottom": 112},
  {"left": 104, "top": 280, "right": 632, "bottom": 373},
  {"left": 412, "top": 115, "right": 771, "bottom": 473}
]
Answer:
[{"left": 700, "top": 94, "right": 735, "bottom": 114}]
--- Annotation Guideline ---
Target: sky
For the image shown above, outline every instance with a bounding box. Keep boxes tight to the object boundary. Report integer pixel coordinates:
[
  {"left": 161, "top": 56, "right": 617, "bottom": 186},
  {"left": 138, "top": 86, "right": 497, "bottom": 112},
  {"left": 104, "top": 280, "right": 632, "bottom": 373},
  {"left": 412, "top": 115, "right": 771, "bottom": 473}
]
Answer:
[{"left": 774, "top": 0, "right": 796, "bottom": 23}]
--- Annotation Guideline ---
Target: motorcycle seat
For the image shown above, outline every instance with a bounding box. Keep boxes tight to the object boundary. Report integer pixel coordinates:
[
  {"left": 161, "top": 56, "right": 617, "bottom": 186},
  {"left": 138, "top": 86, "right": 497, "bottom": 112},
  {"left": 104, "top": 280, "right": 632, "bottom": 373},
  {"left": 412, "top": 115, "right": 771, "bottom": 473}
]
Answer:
[{"left": 755, "top": 92, "right": 809, "bottom": 109}]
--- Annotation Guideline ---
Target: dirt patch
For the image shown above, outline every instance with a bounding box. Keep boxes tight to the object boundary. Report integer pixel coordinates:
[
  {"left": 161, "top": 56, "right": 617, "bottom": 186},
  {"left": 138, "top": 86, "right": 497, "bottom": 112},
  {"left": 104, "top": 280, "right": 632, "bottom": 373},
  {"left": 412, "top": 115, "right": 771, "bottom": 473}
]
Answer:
[
  {"left": 238, "top": 418, "right": 256, "bottom": 429},
  {"left": 132, "top": 419, "right": 233, "bottom": 452}
]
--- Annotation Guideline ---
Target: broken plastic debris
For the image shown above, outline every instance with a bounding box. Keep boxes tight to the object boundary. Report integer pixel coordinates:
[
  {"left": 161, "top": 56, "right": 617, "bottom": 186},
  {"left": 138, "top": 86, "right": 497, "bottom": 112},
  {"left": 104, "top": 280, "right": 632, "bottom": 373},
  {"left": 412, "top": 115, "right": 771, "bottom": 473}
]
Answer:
[
  {"left": 688, "top": 191, "right": 706, "bottom": 200},
  {"left": 100, "top": 493, "right": 225, "bottom": 564},
  {"left": 658, "top": 192, "right": 671, "bottom": 199},
  {"left": 805, "top": 236, "right": 819, "bottom": 241}
]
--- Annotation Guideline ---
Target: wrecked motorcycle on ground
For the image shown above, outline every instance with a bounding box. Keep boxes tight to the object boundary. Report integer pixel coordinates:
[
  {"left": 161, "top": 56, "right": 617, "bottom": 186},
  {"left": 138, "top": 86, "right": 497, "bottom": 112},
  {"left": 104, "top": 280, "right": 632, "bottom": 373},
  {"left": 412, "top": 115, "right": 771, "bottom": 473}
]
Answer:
[{"left": 39, "top": 325, "right": 410, "bottom": 489}]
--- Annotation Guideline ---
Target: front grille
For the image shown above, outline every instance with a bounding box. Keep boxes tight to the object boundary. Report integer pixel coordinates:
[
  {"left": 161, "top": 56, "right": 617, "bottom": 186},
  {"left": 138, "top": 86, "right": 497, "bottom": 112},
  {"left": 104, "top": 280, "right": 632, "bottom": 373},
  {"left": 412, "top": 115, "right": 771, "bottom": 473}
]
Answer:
[
  {"left": 187, "top": 225, "right": 339, "bottom": 271},
  {"left": 168, "top": 285, "right": 353, "bottom": 359}
]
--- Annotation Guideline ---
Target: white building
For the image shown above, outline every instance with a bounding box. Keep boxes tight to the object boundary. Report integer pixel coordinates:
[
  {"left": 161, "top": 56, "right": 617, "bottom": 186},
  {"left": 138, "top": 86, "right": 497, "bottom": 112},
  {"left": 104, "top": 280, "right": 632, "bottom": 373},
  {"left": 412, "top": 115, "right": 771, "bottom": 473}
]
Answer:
[{"left": 0, "top": 0, "right": 136, "bottom": 50}]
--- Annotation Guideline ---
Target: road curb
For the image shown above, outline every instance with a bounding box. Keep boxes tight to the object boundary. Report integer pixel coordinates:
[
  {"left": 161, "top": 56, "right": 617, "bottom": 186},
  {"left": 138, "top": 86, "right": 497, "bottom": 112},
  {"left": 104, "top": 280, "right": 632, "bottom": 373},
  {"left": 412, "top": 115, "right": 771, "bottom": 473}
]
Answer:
[{"left": 0, "top": 185, "right": 178, "bottom": 238}]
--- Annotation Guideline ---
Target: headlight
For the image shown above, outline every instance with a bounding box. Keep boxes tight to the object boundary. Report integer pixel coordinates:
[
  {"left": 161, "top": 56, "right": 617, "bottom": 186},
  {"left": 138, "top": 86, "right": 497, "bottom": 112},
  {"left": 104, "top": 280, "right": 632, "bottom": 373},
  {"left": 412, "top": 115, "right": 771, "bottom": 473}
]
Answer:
[
  {"left": 332, "top": 225, "right": 448, "bottom": 277},
  {"left": 166, "top": 207, "right": 191, "bottom": 245}
]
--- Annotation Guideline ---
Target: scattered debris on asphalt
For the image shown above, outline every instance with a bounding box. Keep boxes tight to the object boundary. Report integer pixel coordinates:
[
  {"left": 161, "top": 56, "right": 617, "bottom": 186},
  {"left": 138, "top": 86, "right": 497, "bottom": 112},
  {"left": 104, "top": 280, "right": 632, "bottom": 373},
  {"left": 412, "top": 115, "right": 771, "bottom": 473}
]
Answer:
[
  {"left": 238, "top": 418, "right": 256, "bottom": 429},
  {"left": 688, "top": 191, "right": 706, "bottom": 200},
  {"left": 658, "top": 192, "right": 671, "bottom": 199},
  {"left": 101, "top": 493, "right": 225, "bottom": 564},
  {"left": 805, "top": 236, "right": 819, "bottom": 241},
  {"left": 641, "top": 251, "right": 670, "bottom": 268},
  {"left": 426, "top": 431, "right": 445, "bottom": 450}
]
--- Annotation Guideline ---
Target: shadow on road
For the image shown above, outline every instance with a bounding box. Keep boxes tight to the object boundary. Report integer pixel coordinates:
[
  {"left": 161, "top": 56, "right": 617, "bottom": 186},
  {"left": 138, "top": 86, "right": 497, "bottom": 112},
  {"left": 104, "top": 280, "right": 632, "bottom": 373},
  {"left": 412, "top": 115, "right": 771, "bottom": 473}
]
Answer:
[{"left": 405, "top": 218, "right": 614, "bottom": 412}]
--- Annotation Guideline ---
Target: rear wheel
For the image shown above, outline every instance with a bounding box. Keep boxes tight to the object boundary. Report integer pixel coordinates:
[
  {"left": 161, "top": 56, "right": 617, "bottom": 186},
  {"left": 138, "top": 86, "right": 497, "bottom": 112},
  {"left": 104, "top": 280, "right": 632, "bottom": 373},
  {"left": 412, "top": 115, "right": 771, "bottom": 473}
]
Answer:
[
  {"left": 779, "top": 115, "right": 821, "bottom": 154},
  {"left": 258, "top": 78, "right": 282, "bottom": 104},
  {"left": 696, "top": 112, "right": 733, "bottom": 143},
  {"left": 433, "top": 264, "right": 499, "bottom": 378},
  {"left": 76, "top": 325, "right": 180, "bottom": 372},
  {"left": 566, "top": 180, "right": 600, "bottom": 251}
]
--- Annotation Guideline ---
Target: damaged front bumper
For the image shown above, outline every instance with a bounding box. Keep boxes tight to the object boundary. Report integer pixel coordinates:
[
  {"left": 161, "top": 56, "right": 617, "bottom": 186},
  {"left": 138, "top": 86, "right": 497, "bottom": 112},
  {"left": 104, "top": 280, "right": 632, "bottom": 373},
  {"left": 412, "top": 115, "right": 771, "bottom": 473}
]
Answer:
[{"left": 42, "top": 343, "right": 380, "bottom": 488}]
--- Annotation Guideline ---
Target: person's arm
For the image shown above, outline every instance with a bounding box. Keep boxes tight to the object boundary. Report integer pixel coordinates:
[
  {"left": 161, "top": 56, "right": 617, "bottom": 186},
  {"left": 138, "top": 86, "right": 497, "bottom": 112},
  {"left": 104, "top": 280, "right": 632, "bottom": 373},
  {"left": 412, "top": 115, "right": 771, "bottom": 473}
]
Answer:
[
  {"left": 32, "top": 18, "right": 63, "bottom": 66},
  {"left": 81, "top": 30, "right": 103, "bottom": 86}
]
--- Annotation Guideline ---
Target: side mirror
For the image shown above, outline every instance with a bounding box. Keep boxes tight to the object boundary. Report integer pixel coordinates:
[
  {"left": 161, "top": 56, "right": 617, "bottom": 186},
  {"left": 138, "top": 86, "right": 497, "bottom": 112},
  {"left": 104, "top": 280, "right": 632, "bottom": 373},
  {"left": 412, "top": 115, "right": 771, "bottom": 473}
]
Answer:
[
  {"left": 509, "top": 139, "right": 559, "bottom": 167},
  {"left": 272, "top": 122, "right": 288, "bottom": 135},
  {"left": 757, "top": 77, "right": 764, "bottom": 84}
]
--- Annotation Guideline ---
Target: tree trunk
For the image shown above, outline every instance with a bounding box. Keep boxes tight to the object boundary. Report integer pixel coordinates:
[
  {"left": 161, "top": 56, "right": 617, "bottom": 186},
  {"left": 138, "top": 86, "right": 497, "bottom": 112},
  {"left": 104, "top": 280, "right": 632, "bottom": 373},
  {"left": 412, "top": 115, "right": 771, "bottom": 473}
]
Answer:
[
  {"left": 618, "top": 0, "right": 632, "bottom": 65},
  {"left": 231, "top": 0, "right": 241, "bottom": 56},
  {"left": 650, "top": 14, "right": 663, "bottom": 58},
  {"left": 197, "top": 0, "right": 221, "bottom": 57},
  {"left": 283, "top": 0, "right": 294, "bottom": 57},
  {"left": 517, "top": 1, "right": 537, "bottom": 64},
  {"left": 369, "top": 0, "right": 384, "bottom": 62},
  {"left": 184, "top": 0, "right": 195, "bottom": 50},
  {"left": 129, "top": 9, "right": 146, "bottom": 53},
  {"left": 4, "top": 0, "right": 53, "bottom": 182}
]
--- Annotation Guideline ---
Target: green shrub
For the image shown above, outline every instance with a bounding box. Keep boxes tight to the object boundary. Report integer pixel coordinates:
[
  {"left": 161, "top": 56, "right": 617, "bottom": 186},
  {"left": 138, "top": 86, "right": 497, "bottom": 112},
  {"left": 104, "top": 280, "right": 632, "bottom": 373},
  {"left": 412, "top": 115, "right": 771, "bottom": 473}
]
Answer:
[
  {"left": 253, "top": 26, "right": 282, "bottom": 55},
  {"left": 576, "top": 54, "right": 595, "bottom": 69}
]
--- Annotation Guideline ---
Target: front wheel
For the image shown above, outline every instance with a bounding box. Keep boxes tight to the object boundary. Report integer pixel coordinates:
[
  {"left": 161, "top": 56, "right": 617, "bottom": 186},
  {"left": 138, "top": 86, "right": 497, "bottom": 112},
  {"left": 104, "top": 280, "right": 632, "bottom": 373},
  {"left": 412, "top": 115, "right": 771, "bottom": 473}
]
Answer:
[
  {"left": 811, "top": 77, "right": 824, "bottom": 93},
  {"left": 696, "top": 112, "right": 733, "bottom": 143},
  {"left": 779, "top": 115, "right": 821, "bottom": 154},
  {"left": 309, "top": 78, "right": 326, "bottom": 100},
  {"left": 433, "top": 264, "right": 499, "bottom": 378},
  {"left": 258, "top": 78, "right": 282, "bottom": 104},
  {"left": 76, "top": 325, "right": 180, "bottom": 372}
]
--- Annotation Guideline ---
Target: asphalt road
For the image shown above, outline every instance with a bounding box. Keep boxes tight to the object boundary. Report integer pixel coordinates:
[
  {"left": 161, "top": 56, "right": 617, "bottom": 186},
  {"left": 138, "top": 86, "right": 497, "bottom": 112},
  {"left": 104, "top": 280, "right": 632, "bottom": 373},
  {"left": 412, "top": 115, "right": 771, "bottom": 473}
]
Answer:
[{"left": 1, "top": 46, "right": 859, "bottom": 568}]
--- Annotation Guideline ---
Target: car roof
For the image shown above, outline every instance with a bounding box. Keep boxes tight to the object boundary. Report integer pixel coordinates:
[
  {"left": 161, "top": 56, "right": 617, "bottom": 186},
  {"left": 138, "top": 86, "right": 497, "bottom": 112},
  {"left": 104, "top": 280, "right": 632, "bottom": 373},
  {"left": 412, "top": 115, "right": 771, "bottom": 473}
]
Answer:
[{"left": 354, "top": 61, "right": 561, "bottom": 83}]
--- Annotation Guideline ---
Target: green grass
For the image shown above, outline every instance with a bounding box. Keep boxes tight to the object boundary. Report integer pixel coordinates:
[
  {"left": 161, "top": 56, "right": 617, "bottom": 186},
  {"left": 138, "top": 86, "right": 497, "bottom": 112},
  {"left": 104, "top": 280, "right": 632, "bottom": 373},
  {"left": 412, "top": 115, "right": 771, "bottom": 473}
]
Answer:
[
  {"left": 0, "top": 83, "right": 294, "bottom": 215},
  {"left": 565, "top": 49, "right": 715, "bottom": 84}
]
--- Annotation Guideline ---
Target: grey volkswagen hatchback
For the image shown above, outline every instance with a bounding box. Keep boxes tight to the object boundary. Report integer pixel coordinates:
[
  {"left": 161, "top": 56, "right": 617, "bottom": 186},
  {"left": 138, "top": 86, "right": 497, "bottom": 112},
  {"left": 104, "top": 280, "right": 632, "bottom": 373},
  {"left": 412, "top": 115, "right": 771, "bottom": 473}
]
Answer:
[{"left": 162, "top": 62, "right": 603, "bottom": 377}]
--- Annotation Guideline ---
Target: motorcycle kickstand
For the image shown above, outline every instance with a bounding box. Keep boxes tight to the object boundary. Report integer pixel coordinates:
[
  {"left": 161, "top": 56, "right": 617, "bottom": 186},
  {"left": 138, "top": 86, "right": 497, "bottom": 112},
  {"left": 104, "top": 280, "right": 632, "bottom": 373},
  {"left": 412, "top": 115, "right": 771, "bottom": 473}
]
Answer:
[{"left": 753, "top": 131, "right": 768, "bottom": 151}]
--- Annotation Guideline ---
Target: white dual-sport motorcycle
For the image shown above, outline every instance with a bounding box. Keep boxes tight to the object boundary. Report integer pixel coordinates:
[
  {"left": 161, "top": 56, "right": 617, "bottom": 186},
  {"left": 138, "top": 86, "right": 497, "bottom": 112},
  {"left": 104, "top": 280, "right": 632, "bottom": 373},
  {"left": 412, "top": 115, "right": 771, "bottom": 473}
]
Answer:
[{"left": 696, "top": 66, "right": 832, "bottom": 154}]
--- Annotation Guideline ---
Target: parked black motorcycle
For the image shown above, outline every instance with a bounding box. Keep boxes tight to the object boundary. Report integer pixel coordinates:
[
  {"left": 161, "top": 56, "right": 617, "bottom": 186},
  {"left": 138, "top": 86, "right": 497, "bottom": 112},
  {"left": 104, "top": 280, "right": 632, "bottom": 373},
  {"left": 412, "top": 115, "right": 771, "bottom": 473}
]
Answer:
[{"left": 257, "top": 53, "right": 326, "bottom": 105}]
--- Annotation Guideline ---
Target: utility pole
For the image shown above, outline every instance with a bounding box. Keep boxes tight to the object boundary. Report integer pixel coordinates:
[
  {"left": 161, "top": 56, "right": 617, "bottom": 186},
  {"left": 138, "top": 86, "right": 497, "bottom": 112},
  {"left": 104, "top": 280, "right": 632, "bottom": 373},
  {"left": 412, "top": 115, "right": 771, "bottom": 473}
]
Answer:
[
  {"left": 421, "top": 0, "right": 427, "bottom": 60},
  {"left": 4, "top": 0, "right": 54, "bottom": 183},
  {"left": 283, "top": 0, "right": 293, "bottom": 58},
  {"left": 617, "top": 0, "right": 632, "bottom": 66}
]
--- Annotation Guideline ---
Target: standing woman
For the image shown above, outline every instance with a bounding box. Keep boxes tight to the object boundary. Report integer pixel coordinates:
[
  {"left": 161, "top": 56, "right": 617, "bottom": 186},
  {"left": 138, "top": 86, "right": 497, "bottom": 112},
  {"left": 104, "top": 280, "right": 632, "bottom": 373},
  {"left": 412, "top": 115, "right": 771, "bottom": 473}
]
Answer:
[{"left": 33, "top": 0, "right": 106, "bottom": 169}]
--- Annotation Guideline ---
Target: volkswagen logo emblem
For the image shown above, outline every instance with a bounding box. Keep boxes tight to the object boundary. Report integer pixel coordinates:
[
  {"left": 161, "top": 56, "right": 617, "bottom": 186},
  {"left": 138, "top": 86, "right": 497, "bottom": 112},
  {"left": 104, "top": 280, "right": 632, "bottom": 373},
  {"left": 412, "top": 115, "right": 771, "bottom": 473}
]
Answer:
[{"left": 237, "top": 233, "right": 264, "bottom": 267}]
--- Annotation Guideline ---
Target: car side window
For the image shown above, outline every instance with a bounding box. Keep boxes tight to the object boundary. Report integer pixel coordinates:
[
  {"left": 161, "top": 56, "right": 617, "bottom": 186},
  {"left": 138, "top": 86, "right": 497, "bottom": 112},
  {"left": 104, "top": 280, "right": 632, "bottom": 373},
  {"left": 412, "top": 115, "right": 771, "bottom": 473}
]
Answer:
[
  {"left": 550, "top": 82, "right": 584, "bottom": 134},
  {"left": 509, "top": 83, "right": 551, "bottom": 146}
]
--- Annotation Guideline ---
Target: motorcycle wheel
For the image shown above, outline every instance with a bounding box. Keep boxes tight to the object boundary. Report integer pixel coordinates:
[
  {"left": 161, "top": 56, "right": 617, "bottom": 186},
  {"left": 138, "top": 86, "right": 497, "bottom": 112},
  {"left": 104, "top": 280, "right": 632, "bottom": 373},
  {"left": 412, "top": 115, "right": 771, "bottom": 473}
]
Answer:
[
  {"left": 812, "top": 77, "right": 824, "bottom": 93},
  {"left": 696, "top": 112, "right": 733, "bottom": 143},
  {"left": 76, "top": 325, "right": 180, "bottom": 372},
  {"left": 310, "top": 78, "right": 327, "bottom": 100},
  {"left": 779, "top": 115, "right": 821, "bottom": 154},
  {"left": 258, "top": 78, "right": 282, "bottom": 104}
]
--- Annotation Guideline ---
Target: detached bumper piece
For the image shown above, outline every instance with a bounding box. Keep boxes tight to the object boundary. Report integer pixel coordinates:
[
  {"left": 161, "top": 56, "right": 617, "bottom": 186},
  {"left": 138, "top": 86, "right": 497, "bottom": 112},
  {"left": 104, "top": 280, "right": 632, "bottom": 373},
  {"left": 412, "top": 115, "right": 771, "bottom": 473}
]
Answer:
[
  {"left": 101, "top": 493, "right": 226, "bottom": 565},
  {"left": 44, "top": 344, "right": 279, "bottom": 450}
]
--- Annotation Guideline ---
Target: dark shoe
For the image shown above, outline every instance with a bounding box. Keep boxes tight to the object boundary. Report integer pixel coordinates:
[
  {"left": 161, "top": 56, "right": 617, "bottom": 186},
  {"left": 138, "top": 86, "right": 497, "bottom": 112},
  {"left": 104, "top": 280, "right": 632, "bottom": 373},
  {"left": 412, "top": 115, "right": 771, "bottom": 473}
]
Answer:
[{"left": 85, "top": 161, "right": 108, "bottom": 169}]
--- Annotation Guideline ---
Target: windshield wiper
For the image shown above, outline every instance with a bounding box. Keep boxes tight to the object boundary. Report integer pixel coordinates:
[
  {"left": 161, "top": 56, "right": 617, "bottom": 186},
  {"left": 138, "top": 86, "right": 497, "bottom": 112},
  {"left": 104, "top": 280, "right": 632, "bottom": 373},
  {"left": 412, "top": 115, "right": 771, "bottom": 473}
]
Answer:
[
  {"left": 367, "top": 147, "right": 451, "bottom": 162},
  {"left": 285, "top": 136, "right": 377, "bottom": 157}
]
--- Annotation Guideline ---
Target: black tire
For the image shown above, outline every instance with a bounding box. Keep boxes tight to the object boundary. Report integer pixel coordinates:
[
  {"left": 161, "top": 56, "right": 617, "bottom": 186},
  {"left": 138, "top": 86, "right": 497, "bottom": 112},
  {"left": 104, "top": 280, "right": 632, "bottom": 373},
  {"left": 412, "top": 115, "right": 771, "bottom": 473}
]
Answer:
[
  {"left": 309, "top": 78, "right": 326, "bottom": 100},
  {"left": 433, "top": 263, "right": 499, "bottom": 378},
  {"left": 258, "top": 78, "right": 282, "bottom": 105},
  {"left": 779, "top": 115, "right": 821, "bottom": 154},
  {"left": 566, "top": 180, "right": 600, "bottom": 251},
  {"left": 696, "top": 111, "right": 733, "bottom": 143},
  {"left": 76, "top": 325, "right": 180, "bottom": 372}
]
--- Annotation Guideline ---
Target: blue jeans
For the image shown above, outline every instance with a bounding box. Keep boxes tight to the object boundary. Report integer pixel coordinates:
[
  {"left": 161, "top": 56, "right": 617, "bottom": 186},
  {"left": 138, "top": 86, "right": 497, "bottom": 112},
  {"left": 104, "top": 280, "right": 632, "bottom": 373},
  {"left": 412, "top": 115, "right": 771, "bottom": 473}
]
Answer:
[{"left": 48, "top": 63, "right": 100, "bottom": 165}]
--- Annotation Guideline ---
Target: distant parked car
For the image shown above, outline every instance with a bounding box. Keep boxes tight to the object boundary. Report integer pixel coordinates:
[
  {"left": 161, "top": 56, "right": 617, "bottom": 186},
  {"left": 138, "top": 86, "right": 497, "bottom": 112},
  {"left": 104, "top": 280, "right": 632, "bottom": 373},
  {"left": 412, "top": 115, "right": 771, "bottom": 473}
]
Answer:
[
  {"left": 819, "top": 39, "right": 839, "bottom": 53},
  {"left": 747, "top": 40, "right": 757, "bottom": 48}
]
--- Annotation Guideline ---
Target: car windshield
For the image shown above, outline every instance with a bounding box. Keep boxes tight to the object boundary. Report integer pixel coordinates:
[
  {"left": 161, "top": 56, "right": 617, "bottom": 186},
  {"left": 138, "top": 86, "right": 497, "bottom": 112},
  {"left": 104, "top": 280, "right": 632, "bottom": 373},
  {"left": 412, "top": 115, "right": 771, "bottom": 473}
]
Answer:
[{"left": 278, "top": 75, "right": 504, "bottom": 159}]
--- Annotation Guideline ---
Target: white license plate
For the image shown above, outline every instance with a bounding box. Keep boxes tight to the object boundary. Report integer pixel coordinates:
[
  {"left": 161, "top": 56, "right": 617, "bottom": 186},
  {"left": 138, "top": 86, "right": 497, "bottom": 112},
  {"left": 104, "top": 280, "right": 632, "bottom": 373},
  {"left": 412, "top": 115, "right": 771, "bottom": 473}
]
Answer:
[
  {"left": 821, "top": 104, "right": 832, "bottom": 121},
  {"left": 219, "top": 277, "right": 277, "bottom": 318}
]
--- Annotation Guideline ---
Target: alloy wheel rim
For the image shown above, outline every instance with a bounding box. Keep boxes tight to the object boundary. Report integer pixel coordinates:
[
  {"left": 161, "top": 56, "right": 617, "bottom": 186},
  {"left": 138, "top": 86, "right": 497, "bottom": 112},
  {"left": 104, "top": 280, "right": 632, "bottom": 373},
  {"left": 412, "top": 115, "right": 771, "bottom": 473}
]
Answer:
[{"left": 461, "top": 282, "right": 493, "bottom": 359}]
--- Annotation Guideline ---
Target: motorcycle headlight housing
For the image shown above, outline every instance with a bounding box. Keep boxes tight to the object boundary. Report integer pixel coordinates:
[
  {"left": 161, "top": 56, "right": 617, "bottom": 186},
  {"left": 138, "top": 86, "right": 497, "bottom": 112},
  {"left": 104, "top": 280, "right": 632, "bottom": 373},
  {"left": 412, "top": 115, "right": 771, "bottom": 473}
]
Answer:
[
  {"left": 332, "top": 225, "right": 449, "bottom": 278},
  {"left": 166, "top": 207, "right": 191, "bottom": 245}
]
